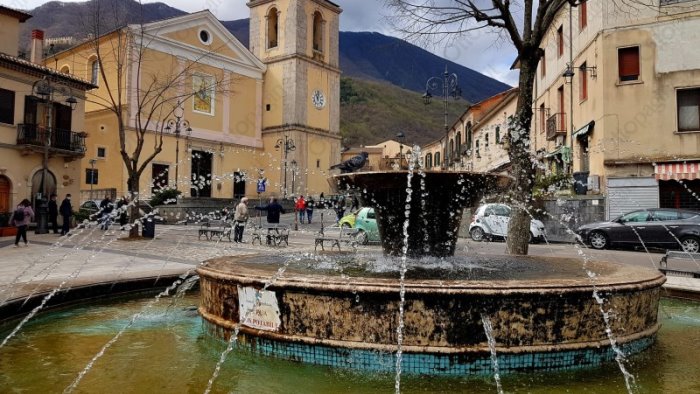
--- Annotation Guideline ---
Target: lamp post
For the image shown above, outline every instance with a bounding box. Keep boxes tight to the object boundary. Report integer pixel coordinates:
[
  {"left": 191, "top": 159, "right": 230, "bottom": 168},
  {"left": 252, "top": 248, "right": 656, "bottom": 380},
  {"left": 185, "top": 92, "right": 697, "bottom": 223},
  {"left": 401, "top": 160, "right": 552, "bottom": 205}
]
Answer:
[
  {"left": 274, "top": 135, "right": 296, "bottom": 198},
  {"left": 563, "top": 63, "right": 575, "bottom": 174},
  {"left": 164, "top": 101, "right": 192, "bottom": 193},
  {"left": 422, "top": 66, "right": 461, "bottom": 170},
  {"left": 32, "top": 77, "right": 78, "bottom": 234},
  {"left": 291, "top": 159, "right": 298, "bottom": 231}
]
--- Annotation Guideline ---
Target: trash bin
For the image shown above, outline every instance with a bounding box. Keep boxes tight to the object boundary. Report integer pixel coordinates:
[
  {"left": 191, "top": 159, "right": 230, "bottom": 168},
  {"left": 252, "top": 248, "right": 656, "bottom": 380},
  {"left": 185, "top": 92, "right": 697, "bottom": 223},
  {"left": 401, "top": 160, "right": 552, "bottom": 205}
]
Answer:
[
  {"left": 573, "top": 171, "right": 589, "bottom": 195},
  {"left": 142, "top": 216, "right": 156, "bottom": 238}
]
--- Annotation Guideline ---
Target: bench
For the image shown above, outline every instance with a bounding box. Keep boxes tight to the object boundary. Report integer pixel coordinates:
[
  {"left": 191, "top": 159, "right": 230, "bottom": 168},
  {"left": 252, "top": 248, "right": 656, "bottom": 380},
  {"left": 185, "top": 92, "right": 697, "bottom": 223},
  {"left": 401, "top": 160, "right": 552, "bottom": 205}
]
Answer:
[
  {"left": 314, "top": 226, "right": 359, "bottom": 252},
  {"left": 659, "top": 251, "right": 700, "bottom": 278},
  {"left": 198, "top": 220, "right": 233, "bottom": 242},
  {"left": 251, "top": 224, "right": 290, "bottom": 247}
]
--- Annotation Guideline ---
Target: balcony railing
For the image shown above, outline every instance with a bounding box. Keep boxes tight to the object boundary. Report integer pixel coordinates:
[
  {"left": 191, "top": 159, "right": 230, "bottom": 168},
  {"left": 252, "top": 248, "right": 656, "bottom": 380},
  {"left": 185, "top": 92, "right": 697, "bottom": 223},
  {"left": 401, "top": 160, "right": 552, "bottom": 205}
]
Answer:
[
  {"left": 17, "top": 124, "right": 86, "bottom": 155},
  {"left": 546, "top": 112, "right": 567, "bottom": 140}
]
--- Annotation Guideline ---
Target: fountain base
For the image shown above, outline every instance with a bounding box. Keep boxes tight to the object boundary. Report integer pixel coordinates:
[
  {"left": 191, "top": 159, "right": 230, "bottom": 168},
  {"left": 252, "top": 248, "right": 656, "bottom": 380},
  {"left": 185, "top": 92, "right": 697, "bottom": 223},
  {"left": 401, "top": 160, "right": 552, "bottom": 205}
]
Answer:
[{"left": 197, "top": 254, "right": 665, "bottom": 375}]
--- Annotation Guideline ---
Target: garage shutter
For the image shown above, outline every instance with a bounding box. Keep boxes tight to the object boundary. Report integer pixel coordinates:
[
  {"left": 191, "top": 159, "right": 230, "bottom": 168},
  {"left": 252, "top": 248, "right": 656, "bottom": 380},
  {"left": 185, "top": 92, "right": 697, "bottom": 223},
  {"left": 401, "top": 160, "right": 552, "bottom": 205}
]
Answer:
[{"left": 606, "top": 177, "right": 659, "bottom": 220}]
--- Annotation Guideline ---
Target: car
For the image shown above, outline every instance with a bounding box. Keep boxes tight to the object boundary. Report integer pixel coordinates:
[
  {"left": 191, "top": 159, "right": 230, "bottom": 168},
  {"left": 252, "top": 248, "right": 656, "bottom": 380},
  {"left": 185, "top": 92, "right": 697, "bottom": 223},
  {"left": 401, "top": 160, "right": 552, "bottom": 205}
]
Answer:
[
  {"left": 337, "top": 207, "right": 379, "bottom": 244},
  {"left": 79, "top": 199, "right": 163, "bottom": 223},
  {"left": 576, "top": 208, "right": 700, "bottom": 252},
  {"left": 79, "top": 200, "right": 103, "bottom": 218},
  {"left": 468, "top": 203, "right": 546, "bottom": 243}
]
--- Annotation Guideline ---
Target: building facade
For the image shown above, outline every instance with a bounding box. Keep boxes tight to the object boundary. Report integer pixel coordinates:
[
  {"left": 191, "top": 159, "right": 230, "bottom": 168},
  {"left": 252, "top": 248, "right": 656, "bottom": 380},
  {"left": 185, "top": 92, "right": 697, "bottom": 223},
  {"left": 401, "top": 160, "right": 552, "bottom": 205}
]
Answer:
[
  {"left": 0, "top": 6, "right": 94, "bottom": 218},
  {"left": 44, "top": 0, "right": 342, "bottom": 202}
]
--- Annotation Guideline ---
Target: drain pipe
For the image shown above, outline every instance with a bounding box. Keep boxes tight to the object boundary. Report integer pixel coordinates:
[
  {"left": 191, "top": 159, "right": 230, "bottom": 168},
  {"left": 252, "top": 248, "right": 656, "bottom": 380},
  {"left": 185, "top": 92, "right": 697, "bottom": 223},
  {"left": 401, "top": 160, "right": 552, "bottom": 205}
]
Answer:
[{"left": 569, "top": 2, "right": 575, "bottom": 173}]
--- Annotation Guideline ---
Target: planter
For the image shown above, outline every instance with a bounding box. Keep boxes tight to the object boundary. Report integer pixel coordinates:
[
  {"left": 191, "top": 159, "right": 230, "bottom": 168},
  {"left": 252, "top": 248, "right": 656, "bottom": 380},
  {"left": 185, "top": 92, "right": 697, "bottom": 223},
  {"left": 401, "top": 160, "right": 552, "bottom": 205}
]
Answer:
[{"left": 0, "top": 227, "right": 17, "bottom": 237}]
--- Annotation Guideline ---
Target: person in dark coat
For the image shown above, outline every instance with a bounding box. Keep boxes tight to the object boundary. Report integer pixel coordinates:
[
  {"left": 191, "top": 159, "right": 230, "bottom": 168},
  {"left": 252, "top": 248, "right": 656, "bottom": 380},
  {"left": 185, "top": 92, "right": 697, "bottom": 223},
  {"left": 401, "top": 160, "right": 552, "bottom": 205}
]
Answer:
[
  {"left": 59, "top": 194, "right": 73, "bottom": 236},
  {"left": 11, "top": 199, "right": 34, "bottom": 247},
  {"left": 48, "top": 193, "right": 59, "bottom": 234},
  {"left": 255, "top": 197, "right": 285, "bottom": 224},
  {"left": 117, "top": 196, "right": 129, "bottom": 228}
]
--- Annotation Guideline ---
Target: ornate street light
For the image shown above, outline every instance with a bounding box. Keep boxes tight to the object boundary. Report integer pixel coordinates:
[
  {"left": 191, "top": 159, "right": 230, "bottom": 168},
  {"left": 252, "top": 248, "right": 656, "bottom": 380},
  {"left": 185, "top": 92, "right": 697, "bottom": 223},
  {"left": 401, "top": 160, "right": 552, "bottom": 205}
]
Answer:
[
  {"left": 274, "top": 135, "right": 296, "bottom": 198},
  {"left": 562, "top": 63, "right": 576, "bottom": 84},
  {"left": 164, "top": 101, "right": 192, "bottom": 193},
  {"left": 32, "top": 76, "right": 79, "bottom": 234},
  {"left": 423, "top": 66, "right": 461, "bottom": 170}
]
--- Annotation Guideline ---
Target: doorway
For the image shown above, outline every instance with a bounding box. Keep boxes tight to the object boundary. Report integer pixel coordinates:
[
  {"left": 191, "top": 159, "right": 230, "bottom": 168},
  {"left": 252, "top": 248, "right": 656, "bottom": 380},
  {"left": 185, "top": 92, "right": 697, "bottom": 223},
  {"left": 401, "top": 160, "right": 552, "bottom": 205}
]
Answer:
[
  {"left": 190, "top": 150, "right": 212, "bottom": 197},
  {"left": 0, "top": 175, "right": 11, "bottom": 213},
  {"left": 233, "top": 171, "right": 246, "bottom": 198}
]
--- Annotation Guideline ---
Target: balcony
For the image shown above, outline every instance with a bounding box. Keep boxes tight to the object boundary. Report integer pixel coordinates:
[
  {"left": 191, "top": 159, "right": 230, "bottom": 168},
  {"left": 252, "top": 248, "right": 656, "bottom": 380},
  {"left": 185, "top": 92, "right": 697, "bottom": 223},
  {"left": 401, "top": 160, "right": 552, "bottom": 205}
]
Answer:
[
  {"left": 546, "top": 113, "right": 567, "bottom": 140},
  {"left": 17, "top": 124, "right": 86, "bottom": 156}
]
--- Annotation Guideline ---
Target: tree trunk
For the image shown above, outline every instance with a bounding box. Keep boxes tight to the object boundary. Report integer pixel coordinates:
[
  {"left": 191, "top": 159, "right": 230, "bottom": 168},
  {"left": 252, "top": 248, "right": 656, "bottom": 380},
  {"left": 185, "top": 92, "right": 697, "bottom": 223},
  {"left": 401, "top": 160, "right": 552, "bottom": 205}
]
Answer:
[
  {"left": 506, "top": 50, "right": 539, "bottom": 255},
  {"left": 127, "top": 172, "right": 141, "bottom": 238}
]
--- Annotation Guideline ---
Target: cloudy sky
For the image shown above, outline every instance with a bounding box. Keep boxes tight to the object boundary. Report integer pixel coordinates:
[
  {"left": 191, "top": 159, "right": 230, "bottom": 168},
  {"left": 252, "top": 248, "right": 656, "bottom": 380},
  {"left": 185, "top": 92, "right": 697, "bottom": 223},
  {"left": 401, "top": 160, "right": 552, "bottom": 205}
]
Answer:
[{"left": 14, "top": 0, "right": 520, "bottom": 85}]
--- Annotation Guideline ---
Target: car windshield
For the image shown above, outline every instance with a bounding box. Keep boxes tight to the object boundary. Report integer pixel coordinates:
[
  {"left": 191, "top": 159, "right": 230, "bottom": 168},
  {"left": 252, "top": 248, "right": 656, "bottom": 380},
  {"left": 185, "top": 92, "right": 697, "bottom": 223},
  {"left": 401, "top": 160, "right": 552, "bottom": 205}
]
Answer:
[
  {"left": 366, "top": 209, "right": 376, "bottom": 219},
  {"left": 619, "top": 211, "right": 650, "bottom": 223}
]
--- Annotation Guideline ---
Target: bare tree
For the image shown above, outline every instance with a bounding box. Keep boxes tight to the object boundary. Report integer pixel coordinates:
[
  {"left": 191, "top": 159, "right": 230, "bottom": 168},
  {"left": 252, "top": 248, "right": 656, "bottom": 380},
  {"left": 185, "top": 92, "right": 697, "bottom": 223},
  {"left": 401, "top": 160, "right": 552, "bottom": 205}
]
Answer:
[
  {"left": 387, "top": 0, "right": 583, "bottom": 255},
  {"left": 77, "top": 0, "right": 235, "bottom": 236}
]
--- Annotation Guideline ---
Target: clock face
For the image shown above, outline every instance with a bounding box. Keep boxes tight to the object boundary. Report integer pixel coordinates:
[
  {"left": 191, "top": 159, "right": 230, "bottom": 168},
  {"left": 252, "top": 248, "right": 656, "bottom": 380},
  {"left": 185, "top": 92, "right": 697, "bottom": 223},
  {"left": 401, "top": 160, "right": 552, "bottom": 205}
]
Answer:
[{"left": 312, "top": 90, "right": 326, "bottom": 109}]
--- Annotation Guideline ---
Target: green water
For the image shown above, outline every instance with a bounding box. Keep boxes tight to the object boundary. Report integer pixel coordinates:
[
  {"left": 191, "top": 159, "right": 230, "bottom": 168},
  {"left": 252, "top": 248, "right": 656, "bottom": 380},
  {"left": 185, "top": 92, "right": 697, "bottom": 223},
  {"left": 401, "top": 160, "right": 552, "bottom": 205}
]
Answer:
[{"left": 0, "top": 294, "right": 698, "bottom": 393}]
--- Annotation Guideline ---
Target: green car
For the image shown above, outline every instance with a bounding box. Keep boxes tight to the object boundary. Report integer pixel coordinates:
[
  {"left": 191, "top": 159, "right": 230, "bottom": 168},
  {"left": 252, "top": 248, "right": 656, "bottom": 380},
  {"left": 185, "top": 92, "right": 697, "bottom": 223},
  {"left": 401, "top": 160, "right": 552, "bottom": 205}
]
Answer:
[{"left": 338, "top": 207, "right": 379, "bottom": 244}]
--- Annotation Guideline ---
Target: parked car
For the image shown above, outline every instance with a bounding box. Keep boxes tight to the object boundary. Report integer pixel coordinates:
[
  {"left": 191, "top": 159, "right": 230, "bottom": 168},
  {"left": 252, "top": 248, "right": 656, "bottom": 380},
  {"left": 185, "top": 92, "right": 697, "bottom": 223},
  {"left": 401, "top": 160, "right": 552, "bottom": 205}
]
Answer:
[
  {"left": 79, "top": 200, "right": 103, "bottom": 218},
  {"left": 576, "top": 208, "right": 700, "bottom": 252},
  {"left": 337, "top": 207, "right": 379, "bottom": 244},
  {"left": 468, "top": 203, "right": 546, "bottom": 243},
  {"left": 79, "top": 199, "right": 163, "bottom": 223}
]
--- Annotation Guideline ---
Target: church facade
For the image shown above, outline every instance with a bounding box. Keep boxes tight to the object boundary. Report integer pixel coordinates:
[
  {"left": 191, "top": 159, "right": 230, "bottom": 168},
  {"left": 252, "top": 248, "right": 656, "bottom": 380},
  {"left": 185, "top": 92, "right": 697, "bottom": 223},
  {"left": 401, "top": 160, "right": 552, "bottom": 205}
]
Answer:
[{"left": 44, "top": 0, "right": 342, "bottom": 201}]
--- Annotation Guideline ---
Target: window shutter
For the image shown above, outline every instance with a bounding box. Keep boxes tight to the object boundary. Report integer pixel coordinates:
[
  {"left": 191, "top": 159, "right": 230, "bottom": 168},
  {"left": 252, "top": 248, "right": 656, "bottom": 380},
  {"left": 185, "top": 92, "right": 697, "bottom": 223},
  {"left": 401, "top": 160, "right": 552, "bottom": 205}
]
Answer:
[
  {"left": 618, "top": 47, "right": 640, "bottom": 81},
  {"left": 579, "top": 1, "right": 588, "bottom": 30},
  {"left": 678, "top": 89, "right": 700, "bottom": 131}
]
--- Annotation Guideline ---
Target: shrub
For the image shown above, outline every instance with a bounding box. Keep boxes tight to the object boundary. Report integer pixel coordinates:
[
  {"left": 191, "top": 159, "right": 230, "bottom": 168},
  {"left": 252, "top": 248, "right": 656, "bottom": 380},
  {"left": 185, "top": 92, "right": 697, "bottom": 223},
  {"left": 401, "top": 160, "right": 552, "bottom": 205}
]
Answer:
[{"left": 150, "top": 187, "right": 182, "bottom": 207}]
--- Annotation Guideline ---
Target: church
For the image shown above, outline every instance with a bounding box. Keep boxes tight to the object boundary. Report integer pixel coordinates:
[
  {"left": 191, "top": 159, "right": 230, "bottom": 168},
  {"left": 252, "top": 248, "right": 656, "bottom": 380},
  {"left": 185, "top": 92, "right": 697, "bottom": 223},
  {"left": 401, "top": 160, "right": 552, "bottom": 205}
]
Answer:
[{"left": 44, "top": 0, "right": 342, "bottom": 201}]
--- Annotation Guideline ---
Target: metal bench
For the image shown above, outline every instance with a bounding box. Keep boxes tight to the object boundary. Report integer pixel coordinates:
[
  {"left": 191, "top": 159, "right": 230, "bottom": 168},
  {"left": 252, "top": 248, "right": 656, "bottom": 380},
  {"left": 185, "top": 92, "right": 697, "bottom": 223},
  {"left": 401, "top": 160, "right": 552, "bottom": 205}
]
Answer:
[
  {"left": 659, "top": 251, "right": 700, "bottom": 278},
  {"left": 198, "top": 220, "right": 233, "bottom": 242},
  {"left": 251, "top": 224, "right": 289, "bottom": 247},
  {"left": 314, "top": 226, "right": 359, "bottom": 252}
]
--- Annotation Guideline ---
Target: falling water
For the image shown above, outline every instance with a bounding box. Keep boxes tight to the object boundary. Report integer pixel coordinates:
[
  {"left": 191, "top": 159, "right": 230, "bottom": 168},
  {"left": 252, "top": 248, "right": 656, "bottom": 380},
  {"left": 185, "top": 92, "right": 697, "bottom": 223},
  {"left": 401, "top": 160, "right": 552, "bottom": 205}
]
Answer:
[
  {"left": 394, "top": 146, "right": 418, "bottom": 394},
  {"left": 481, "top": 314, "right": 504, "bottom": 394}
]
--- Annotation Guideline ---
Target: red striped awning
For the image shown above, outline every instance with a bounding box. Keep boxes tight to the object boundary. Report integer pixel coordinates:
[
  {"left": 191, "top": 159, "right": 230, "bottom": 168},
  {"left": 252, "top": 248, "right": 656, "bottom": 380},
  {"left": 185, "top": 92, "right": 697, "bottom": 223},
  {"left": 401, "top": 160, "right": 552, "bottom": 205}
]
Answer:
[{"left": 655, "top": 162, "right": 700, "bottom": 181}]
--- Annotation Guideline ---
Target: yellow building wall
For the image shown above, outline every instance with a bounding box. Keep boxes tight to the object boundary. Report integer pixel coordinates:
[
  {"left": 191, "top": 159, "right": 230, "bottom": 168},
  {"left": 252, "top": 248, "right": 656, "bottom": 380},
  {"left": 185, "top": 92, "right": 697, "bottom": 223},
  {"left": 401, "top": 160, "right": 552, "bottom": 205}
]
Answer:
[
  {"left": 306, "top": 65, "right": 330, "bottom": 130},
  {"left": 261, "top": 63, "right": 285, "bottom": 128},
  {"left": 163, "top": 27, "right": 240, "bottom": 60},
  {"left": 0, "top": 14, "right": 21, "bottom": 56}
]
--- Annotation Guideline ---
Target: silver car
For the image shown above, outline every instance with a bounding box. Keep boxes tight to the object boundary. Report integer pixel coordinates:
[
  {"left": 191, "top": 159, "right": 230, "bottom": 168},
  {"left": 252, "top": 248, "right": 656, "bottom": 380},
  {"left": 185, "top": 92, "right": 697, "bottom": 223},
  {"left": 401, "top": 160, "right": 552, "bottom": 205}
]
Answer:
[{"left": 468, "top": 203, "right": 546, "bottom": 243}]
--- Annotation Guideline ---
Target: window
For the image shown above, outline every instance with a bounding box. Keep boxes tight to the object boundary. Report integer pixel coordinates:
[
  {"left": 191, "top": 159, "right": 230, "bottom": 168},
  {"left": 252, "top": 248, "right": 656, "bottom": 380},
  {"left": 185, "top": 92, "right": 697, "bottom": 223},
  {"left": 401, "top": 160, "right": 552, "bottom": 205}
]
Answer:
[
  {"left": 85, "top": 169, "right": 99, "bottom": 185},
  {"left": 0, "top": 88, "right": 15, "bottom": 124},
  {"left": 367, "top": 209, "right": 376, "bottom": 219},
  {"left": 579, "top": 0, "right": 588, "bottom": 31},
  {"left": 60, "top": 65, "right": 70, "bottom": 74},
  {"left": 475, "top": 140, "right": 480, "bottom": 157},
  {"left": 541, "top": 50, "right": 546, "bottom": 77},
  {"left": 316, "top": 159, "right": 320, "bottom": 168},
  {"left": 455, "top": 131, "right": 462, "bottom": 155},
  {"left": 495, "top": 127, "right": 501, "bottom": 143},
  {"left": 312, "top": 11, "right": 324, "bottom": 52},
  {"left": 558, "top": 85, "right": 565, "bottom": 130},
  {"left": 620, "top": 211, "right": 650, "bottom": 223},
  {"left": 557, "top": 26, "right": 564, "bottom": 58},
  {"left": 618, "top": 46, "right": 640, "bottom": 82},
  {"left": 425, "top": 153, "right": 433, "bottom": 168},
  {"left": 677, "top": 88, "right": 700, "bottom": 132},
  {"left": 267, "top": 8, "right": 279, "bottom": 49},
  {"left": 539, "top": 103, "right": 546, "bottom": 133},
  {"left": 485, "top": 133, "right": 489, "bottom": 148},
  {"left": 434, "top": 152, "right": 441, "bottom": 166},
  {"left": 97, "top": 147, "right": 106, "bottom": 158},
  {"left": 466, "top": 122, "right": 473, "bottom": 148},
  {"left": 90, "top": 59, "right": 99, "bottom": 85},
  {"left": 198, "top": 29, "right": 212, "bottom": 45},
  {"left": 652, "top": 210, "right": 679, "bottom": 221},
  {"left": 580, "top": 62, "right": 588, "bottom": 101}
]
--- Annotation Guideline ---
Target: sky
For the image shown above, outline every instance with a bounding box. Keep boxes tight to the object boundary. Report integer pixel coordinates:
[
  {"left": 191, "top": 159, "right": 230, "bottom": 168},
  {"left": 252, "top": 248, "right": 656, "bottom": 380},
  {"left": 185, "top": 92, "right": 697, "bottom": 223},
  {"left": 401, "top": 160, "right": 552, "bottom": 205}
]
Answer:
[{"left": 13, "top": 0, "right": 520, "bottom": 86}]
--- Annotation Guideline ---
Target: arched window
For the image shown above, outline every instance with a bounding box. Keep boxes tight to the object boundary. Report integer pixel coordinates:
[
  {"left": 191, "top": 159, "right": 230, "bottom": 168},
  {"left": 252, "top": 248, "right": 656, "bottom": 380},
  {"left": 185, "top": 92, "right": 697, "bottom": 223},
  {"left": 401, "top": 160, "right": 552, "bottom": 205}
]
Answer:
[
  {"left": 466, "top": 122, "right": 473, "bottom": 149},
  {"left": 267, "top": 8, "right": 279, "bottom": 49},
  {"left": 435, "top": 152, "right": 441, "bottom": 167},
  {"left": 485, "top": 133, "right": 490, "bottom": 148},
  {"left": 425, "top": 153, "right": 433, "bottom": 168},
  {"left": 455, "top": 132, "right": 462, "bottom": 155},
  {"left": 60, "top": 65, "right": 70, "bottom": 74},
  {"left": 312, "top": 11, "right": 324, "bottom": 52},
  {"left": 495, "top": 126, "right": 501, "bottom": 143},
  {"left": 90, "top": 58, "right": 99, "bottom": 85}
]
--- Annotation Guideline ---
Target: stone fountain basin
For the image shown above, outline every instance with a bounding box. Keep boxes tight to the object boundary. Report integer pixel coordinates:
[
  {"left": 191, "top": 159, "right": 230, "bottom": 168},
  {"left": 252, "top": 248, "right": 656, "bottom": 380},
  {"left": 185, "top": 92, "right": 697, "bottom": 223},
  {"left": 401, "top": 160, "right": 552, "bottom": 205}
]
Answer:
[{"left": 198, "top": 254, "right": 664, "bottom": 374}]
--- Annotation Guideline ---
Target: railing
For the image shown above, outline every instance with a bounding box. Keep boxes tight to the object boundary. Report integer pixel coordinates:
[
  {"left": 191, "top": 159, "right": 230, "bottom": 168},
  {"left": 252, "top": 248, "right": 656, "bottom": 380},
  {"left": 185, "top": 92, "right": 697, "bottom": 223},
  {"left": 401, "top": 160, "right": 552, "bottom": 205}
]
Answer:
[
  {"left": 17, "top": 124, "right": 86, "bottom": 155},
  {"left": 546, "top": 113, "right": 567, "bottom": 140}
]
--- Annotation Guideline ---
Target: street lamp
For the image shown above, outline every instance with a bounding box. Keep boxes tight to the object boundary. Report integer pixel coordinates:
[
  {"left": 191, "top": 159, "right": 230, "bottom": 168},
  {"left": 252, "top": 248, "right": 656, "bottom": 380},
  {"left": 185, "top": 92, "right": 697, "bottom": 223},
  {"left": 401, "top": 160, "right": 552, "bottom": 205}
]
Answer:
[
  {"left": 562, "top": 63, "right": 576, "bottom": 84},
  {"left": 423, "top": 66, "right": 461, "bottom": 170},
  {"left": 32, "top": 76, "right": 79, "bottom": 234},
  {"left": 291, "top": 160, "right": 298, "bottom": 196},
  {"left": 274, "top": 135, "right": 296, "bottom": 198},
  {"left": 164, "top": 101, "right": 192, "bottom": 193}
]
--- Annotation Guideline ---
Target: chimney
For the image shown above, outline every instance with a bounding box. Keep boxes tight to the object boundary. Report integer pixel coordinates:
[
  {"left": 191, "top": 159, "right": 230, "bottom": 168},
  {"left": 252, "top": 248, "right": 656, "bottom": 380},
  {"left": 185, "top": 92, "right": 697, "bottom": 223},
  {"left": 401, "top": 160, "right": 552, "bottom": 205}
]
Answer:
[{"left": 30, "top": 29, "right": 44, "bottom": 64}]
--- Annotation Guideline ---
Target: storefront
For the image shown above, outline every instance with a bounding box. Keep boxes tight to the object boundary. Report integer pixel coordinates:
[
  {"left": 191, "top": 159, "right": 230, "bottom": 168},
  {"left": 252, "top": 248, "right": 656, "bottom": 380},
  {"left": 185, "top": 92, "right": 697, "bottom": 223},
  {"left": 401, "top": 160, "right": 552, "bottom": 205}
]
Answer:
[{"left": 655, "top": 162, "right": 700, "bottom": 211}]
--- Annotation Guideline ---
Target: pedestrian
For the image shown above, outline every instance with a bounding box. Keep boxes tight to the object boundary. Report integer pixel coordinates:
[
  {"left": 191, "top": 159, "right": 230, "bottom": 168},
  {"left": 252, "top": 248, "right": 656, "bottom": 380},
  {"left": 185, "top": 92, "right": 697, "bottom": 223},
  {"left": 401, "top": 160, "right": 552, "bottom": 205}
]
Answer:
[
  {"left": 60, "top": 193, "right": 73, "bottom": 236},
  {"left": 306, "top": 196, "right": 315, "bottom": 224},
  {"left": 233, "top": 197, "right": 249, "bottom": 243},
  {"left": 255, "top": 197, "right": 286, "bottom": 224},
  {"left": 117, "top": 196, "right": 129, "bottom": 228},
  {"left": 99, "top": 195, "right": 114, "bottom": 230},
  {"left": 11, "top": 199, "right": 34, "bottom": 247},
  {"left": 295, "top": 195, "right": 306, "bottom": 223},
  {"left": 48, "top": 193, "right": 59, "bottom": 234},
  {"left": 351, "top": 195, "right": 360, "bottom": 211}
]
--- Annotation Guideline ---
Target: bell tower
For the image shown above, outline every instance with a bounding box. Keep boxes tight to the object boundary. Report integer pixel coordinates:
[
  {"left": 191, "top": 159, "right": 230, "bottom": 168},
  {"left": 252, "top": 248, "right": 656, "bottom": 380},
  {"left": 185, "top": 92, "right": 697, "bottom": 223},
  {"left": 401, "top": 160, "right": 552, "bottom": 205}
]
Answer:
[{"left": 248, "top": 0, "right": 342, "bottom": 197}]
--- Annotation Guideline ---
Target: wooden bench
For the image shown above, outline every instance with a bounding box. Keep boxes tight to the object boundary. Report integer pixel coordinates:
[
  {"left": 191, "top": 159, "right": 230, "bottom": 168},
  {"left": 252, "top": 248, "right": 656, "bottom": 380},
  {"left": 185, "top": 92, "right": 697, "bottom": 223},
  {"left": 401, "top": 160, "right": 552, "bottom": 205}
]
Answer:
[
  {"left": 251, "top": 224, "right": 289, "bottom": 247},
  {"left": 314, "top": 226, "right": 359, "bottom": 252},
  {"left": 198, "top": 220, "right": 233, "bottom": 242},
  {"left": 659, "top": 251, "right": 700, "bottom": 278}
]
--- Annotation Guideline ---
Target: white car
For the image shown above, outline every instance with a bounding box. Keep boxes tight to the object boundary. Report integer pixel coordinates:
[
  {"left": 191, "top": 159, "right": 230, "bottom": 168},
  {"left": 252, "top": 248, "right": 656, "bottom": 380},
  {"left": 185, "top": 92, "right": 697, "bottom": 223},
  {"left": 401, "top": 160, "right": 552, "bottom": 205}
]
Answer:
[{"left": 468, "top": 203, "right": 546, "bottom": 243}]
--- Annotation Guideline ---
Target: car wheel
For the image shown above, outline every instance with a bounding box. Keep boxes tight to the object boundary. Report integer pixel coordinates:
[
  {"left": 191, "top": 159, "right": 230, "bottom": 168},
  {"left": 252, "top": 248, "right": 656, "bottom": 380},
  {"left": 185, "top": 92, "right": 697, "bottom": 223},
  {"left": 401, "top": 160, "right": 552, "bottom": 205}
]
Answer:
[
  {"left": 680, "top": 236, "right": 700, "bottom": 253},
  {"left": 470, "top": 227, "right": 485, "bottom": 242},
  {"left": 588, "top": 231, "right": 608, "bottom": 250},
  {"left": 356, "top": 230, "right": 368, "bottom": 245},
  {"left": 529, "top": 232, "right": 538, "bottom": 244},
  {"left": 341, "top": 223, "right": 352, "bottom": 229}
]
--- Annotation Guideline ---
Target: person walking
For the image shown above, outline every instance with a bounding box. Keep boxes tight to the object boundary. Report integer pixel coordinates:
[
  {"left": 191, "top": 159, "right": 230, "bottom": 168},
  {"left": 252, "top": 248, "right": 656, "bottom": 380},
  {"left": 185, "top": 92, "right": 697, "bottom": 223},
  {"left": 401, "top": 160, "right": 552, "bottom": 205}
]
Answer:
[
  {"left": 11, "top": 199, "right": 34, "bottom": 247},
  {"left": 351, "top": 195, "right": 360, "bottom": 211},
  {"left": 59, "top": 194, "right": 73, "bottom": 236},
  {"left": 295, "top": 195, "right": 306, "bottom": 224},
  {"left": 99, "top": 195, "right": 114, "bottom": 230},
  {"left": 255, "top": 197, "right": 286, "bottom": 224},
  {"left": 233, "top": 197, "right": 249, "bottom": 243},
  {"left": 48, "top": 193, "right": 59, "bottom": 234},
  {"left": 306, "top": 196, "right": 315, "bottom": 224}
]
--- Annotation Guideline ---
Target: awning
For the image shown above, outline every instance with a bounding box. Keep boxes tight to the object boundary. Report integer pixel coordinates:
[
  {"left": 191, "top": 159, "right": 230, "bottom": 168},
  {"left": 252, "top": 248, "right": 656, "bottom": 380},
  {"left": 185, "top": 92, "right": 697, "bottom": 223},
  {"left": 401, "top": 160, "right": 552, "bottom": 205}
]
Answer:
[
  {"left": 573, "top": 121, "right": 595, "bottom": 139},
  {"left": 655, "top": 162, "right": 700, "bottom": 181},
  {"left": 544, "top": 146, "right": 572, "bottom": 163}
]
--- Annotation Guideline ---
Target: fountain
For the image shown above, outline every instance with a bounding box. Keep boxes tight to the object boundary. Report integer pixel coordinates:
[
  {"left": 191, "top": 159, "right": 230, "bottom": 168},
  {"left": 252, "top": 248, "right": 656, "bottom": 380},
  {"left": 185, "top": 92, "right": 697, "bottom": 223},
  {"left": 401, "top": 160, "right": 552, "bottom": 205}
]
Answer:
[{"left": 197, "top": 169, "right": 665, "bottom": 375}]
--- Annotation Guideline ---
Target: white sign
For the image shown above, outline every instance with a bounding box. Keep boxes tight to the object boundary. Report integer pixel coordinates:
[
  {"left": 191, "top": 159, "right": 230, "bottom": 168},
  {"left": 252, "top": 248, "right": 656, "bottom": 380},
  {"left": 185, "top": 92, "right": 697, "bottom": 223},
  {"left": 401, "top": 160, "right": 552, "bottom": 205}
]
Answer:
[{"left": 237, "top": 286, "right": 281, "bottom": 331}]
